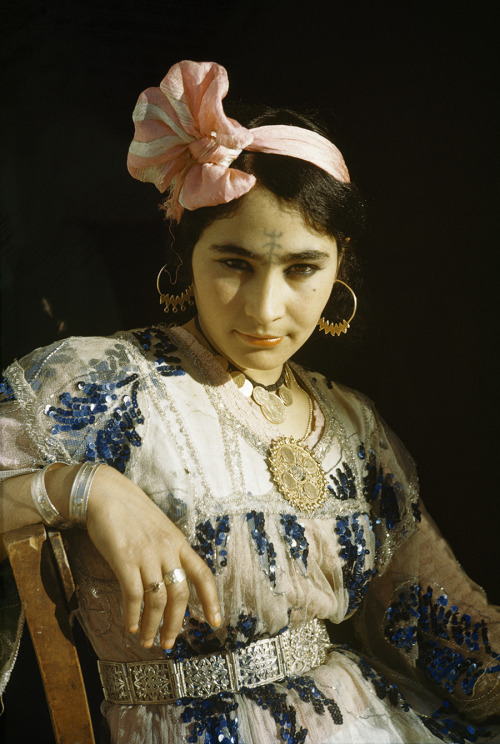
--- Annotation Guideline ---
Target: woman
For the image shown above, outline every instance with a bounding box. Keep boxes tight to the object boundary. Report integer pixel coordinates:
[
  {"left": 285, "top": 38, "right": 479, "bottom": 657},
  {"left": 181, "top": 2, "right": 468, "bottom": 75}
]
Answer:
[{"left": 1, "top": 60, "right": 499, "bottom": 743}]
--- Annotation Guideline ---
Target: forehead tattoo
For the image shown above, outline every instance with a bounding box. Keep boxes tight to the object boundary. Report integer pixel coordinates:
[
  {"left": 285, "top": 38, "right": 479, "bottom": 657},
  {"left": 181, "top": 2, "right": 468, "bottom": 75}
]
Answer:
[{"left": 261, "top": 229, "right": 284, "bottom": 264}]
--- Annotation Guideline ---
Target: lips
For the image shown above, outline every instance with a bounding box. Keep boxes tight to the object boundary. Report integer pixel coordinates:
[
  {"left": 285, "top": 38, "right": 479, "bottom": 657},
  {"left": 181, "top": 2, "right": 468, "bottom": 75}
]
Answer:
[{"left": 236, "top": 331, "right": 283, "bottom": 347}]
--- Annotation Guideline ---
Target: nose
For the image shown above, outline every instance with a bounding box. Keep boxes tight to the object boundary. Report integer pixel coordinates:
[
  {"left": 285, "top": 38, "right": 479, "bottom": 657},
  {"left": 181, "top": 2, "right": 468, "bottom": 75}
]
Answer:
[{"left": 244, "top": 270, "right": 285, "bottom": 326}]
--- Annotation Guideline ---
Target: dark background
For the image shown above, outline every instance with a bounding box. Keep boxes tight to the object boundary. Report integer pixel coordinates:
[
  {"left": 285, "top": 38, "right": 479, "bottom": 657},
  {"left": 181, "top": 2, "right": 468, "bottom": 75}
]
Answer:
[{"left": 1, "top": 1, "right": 498, "bottom": 741}]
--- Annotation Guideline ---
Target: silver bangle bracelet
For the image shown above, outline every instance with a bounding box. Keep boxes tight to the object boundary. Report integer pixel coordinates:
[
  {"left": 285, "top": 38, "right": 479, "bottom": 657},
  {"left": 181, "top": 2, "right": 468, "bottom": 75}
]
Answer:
[
  {"left": 31, "top": 463, "right": 73, "bottom": 529},
  {"left": 69, "top": 462, "right": 104, "bottom": 528}
]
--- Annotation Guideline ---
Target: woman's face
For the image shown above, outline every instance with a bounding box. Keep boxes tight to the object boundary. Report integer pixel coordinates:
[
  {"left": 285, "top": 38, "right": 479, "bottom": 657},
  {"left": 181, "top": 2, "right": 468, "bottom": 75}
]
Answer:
[{"left": 190, "top": 186, "right": 339, "bottom": 383}]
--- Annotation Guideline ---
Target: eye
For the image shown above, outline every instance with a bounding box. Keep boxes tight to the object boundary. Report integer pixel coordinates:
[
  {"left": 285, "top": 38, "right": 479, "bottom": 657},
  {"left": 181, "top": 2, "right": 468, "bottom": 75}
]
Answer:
[
  {"left": 219, "top": 258, "right": 252, "bottom": 272},
  {"left": 286, "top": 264, "right": 319, "bottom": 277}
]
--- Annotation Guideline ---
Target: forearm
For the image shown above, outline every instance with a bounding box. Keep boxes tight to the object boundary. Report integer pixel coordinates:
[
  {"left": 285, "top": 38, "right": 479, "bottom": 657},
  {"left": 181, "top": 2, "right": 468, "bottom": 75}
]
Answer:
[
  {"left": 0, "top": 463, "right": 81, "bottom": 559},
  {"left": 0, "top": 461, "right": 221, "bottom": 645}
]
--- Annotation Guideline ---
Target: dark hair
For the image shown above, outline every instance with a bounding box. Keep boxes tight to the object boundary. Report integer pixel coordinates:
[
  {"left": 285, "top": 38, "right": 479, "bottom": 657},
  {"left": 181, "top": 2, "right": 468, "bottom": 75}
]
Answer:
[{"left": 162, "top": 107, "right": 366, "bottom": 291}]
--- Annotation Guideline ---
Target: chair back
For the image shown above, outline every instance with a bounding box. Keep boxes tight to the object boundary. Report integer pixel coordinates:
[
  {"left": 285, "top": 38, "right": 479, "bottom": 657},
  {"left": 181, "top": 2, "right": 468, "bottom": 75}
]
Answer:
[{"left": 3, "top": 523, "right": 96, "bottom": 744}]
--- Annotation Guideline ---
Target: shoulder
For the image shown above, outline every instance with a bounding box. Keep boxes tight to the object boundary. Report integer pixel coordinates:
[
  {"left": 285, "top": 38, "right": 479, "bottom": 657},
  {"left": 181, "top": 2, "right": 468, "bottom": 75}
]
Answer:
[
  {"left": 1, "top": 325, "right": 184, "bottom": 398},
  {"left": 295, "top": 365, "right": 378, "bottom": 439},
  {"left": 3, "top": 332, "right": 135, "bottom": 387}
]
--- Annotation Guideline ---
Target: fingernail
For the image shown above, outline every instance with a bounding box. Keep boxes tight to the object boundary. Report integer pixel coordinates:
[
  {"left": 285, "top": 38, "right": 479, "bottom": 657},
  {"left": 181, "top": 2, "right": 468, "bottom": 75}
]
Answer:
[
  {"left": 129, "top": 625, "right": 139, "bottom": 634},
  {"left": 141, "top": 639, "right": 154, "bottom": 648},
  {"left": 163, "top": 639, "right": 174, "bottom": 649},
  {"left": 213, "top": 612, "right": 222, "bottom": 627},
  {"left": 163, "top": 647, "right": 172, "bottom": 655}
]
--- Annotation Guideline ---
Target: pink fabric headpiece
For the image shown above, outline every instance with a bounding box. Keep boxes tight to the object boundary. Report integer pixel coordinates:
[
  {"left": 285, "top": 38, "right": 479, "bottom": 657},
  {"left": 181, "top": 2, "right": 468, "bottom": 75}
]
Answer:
[{"left": 127, "top": 61, "right": 350, "bottom": 221}]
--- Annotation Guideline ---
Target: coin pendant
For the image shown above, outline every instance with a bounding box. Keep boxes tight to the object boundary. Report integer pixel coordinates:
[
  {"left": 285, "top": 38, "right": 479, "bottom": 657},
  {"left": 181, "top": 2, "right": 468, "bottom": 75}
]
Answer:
[
  {"left": 231, "top": 370, "right": 247, "bottom": 389},
  {"left": 284, "top": 365, "right": 294, "bottom": 388},
  {"left": 260, "top": 395, "right": 286, "bottom": 424},
  {"left": 252, "top": 386, "right": 270, "bottom": 406},
  {"left": 278, "top": 386, "right": 293, "bottom": 406},
  {"left": 240, "top": 378, "right": 254, "bottom": 397}
]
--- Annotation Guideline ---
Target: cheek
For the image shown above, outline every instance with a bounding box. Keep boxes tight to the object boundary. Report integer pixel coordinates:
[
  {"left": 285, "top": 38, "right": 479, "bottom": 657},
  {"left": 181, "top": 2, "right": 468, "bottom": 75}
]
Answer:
[
  {"left": 194, "top": 275, "right": 240, "bottom": 311},
  {"left": 299, "top": 277, "right": 336, "bottom": 317}
]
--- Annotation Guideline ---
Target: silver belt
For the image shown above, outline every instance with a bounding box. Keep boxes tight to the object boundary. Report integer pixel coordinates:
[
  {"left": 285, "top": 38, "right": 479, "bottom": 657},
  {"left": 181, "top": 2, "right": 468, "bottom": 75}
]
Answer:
[{"left": 98, "top": 618, "right": 331, "bottom": 705}]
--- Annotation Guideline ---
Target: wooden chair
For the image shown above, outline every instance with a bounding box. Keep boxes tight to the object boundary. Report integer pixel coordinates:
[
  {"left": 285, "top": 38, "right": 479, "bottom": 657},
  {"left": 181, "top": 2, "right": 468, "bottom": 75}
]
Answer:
[{"left": 3, "top": 523, "right": 96, "bottom": 744}]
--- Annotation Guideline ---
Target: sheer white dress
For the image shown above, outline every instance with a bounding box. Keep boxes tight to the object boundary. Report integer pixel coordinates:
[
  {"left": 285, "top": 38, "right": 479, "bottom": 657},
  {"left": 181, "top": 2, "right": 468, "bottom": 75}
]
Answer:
[{"left": 1, "top": 325, "right": 499, "bottom": 743}]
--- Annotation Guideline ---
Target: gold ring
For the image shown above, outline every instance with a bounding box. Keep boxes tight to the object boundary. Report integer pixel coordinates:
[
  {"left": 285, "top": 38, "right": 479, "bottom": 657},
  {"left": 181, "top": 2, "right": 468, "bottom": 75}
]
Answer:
[
  {"left": 163, "top": 568, "right": 187, "bottom": 585},
  {"left": 144, "top": 580, "right": 165, "bottom": 594}
]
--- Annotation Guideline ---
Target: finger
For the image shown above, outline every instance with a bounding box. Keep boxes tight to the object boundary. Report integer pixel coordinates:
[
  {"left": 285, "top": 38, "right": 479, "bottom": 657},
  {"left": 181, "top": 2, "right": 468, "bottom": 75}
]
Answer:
[
  {"left": 140, "top": 576, "right": 168, "bottom": 647},
  {"left": 116, "top": 568, "right": 145, "bottom": 634},
  {"left": 160, "top": 571, "right": 191, "bottom": 650},
  {"left": 179, "top": 545, "right": 222, "bottom": 629}
]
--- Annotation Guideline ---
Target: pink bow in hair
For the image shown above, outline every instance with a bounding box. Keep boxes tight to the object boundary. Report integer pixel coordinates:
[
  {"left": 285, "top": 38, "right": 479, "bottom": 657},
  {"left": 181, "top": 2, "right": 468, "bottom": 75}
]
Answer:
[
  {"left": 127, "top": 61, "right": 257, "bottom": 220},
  {"left": 127, "top": 61, "right": 349, "bottom": 221}
]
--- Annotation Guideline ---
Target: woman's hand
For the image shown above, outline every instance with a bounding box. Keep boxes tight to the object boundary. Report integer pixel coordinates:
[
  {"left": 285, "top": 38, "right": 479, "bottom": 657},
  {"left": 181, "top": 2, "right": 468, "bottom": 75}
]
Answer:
[{"left": 85, "top": 465, "right": 221, "bottom": 649}]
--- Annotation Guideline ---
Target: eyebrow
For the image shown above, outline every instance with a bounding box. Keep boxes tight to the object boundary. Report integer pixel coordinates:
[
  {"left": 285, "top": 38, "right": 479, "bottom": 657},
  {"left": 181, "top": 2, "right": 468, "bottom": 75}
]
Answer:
[{"left": 208, "top": 243, "right": 332, "bottom": 263}]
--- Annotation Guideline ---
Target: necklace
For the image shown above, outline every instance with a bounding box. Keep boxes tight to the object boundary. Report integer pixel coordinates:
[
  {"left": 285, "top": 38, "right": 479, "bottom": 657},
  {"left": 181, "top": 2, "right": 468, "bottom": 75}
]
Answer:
[
  {"left": 266, "top": 376, "right": 328, "bottom": 513},
  {"left": 226, "top": 361, "right": 293, "bottom": 425},
  {"left": 268, "top": 436, "right": 328, "bottom": 513},
  {"left": 230, "top": 364, "right": 328, "bottom": 511},
  {"left": 193, "top": 317, "right": 329, "bottom": 512},
  {"left": 194, "top": 316, "right": 294, "bottom": 424}
]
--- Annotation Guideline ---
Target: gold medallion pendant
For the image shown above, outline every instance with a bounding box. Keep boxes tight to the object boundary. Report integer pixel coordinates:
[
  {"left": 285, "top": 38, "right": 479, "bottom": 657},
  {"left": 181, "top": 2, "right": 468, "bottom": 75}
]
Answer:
[{"left": 268, "top": 437, "right": 328, "bottom": 513}]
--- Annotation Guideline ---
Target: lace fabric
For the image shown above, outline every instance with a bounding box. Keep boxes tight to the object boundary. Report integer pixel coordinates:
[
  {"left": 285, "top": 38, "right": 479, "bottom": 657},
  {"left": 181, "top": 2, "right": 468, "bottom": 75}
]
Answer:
[{"left": 1, "top": 325, "right": 499, "bottom": 743}]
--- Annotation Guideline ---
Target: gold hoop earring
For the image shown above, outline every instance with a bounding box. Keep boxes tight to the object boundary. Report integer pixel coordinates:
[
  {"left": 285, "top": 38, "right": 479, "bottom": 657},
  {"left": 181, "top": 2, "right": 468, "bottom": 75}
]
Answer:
[
  {"left": 317, "top": 279, "right": 357, "bottom": 337},
  {"left": 156, "top": 265, "right": 194, "bottom": 313}
]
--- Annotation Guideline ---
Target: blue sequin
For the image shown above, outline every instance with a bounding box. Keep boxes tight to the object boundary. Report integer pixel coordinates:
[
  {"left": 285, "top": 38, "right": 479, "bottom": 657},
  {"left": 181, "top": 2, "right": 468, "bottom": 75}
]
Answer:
[
  {"left": 180, "top": 693, "right": 240, "bottom": 744},
  {"left": 0, "top": 377, "right": 15, "bottom": 403},
  {"left": 280, "top": 515, "right": 309, "bottom": 571},
  {"left": 419, "top": 699, "right": 491, "bottom": 743},
  {"left": 359, "top": 441, "right": 422, "bottom": 539},
  {"left": 246, "top": 676, "right": 342, "bottom": 743},
  {"left": 351, "top": 651, "right": 410, "bottom": 711},
  {"left": 225, "top": 613, "right": 260, "bottom": 649},
  {"left": 246, "top": 684, "right": 308, "bottom": 743},
  {"left": 133, "top": 327, "right": 186, "bottom": 377},
  {"left": 246, "top": 511, "right": 277, "bottom": 587},
  {"left": 23, "top": 342, "right": 74, "bottom": 392},
  {"left": 335, "top": 513, "right": 376, "bottom": 613},
  {"left": 328, "top": 462, "right": 357, "bottom": 500},
  {"left": 164, "top": 494, "right": 189, "bottom": 526},
  {"left": 170, "top": 610, "right": 261, "bottom": 659},
  {"left": 373, "top": 471, "right": 401, "bottom": 529},
  {"left": 45, "top": 373, "right": 144, "bottom": 473},
  {"left": 360, "top": 445, "right": 401, "bottom": 527},
  {"left": 25, "top": 361, "right": 42, "bottom": 388},
  {"left": 194, "top": 516, "right": 230, "bottom": 574},
  {"left": 286, "top": 676, "right": 343, "bottom": 724},
  {"left": 384, "top": 584, "right": 500, "bottom": 696},
  {"left": 167, "top": 614, "right": 343, "bottom": 743}
]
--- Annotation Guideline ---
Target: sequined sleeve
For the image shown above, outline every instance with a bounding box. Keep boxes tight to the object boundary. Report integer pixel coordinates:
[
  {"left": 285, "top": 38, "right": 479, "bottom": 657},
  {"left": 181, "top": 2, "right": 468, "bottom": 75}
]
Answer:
[
  {"left": 353, "top": 409, "right": 500, "bottom": 722},
  {"left": 0, "top": 334, "right": 146, "bottom": 478}
]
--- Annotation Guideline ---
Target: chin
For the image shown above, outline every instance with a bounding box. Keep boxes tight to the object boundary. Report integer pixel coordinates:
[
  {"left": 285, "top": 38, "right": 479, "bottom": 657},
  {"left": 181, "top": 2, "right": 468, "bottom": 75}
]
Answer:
[{"left": 236, "top": 347, "right": 294, "bottom": 371}]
